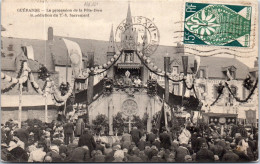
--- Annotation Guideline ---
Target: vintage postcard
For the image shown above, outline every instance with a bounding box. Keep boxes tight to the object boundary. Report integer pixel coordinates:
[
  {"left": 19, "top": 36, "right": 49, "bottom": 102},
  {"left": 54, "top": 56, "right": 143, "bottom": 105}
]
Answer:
[{"left": 1, "top": 0, "right": 258, "bottom": 163}]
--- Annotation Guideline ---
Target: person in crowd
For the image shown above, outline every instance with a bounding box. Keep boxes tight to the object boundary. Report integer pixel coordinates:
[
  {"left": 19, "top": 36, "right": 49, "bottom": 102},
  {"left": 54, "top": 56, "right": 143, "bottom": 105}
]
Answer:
[
  {"left": 1, "top": 116, "right": 259, "bottom": 163},
  {"left": 78, "top": 129, "right": 96, "bottom": 157},
  {"left": 121, "top": 129, "right": 132, "bottom": 149},
  {"left": 75, "top": 118, "right": 85, "bottom": 137},
  {"left": 95, "top": 138, "right": 105, "bottom": 154},
  {"left": 175, "top": 143, "right": 190, "bottom": 162},
  {"left": 6, "top": 140, "right": 28, "bottom": 162},
  {"left": 146, "top": 129, "right": 157, "bottom": 144},
  {"left": 13, "top": 125, "right": 29, "bottom": 147},
  {"left": 63, "top": 120, "right": 74, "bottom": 145},
  {"left": 28, "top": 142, "right": 46, "bottom": 162},
  {"left": 44, "top": 145, "right": 62, "bottom": 162},
  {"left": 67, "top": 145, "right": 91, "bottom": 162},
  {"left": 113, "top": 150, "right": 125, "bottom": 162},
  {"left": 159, "top": 127, "right": 171, "bottom": 150},
  {"left": 196, "top": 142, "right": 215, "bottom": 162},
  {"left": 130, "top": 126, "right": 142, "bottom": 145}
]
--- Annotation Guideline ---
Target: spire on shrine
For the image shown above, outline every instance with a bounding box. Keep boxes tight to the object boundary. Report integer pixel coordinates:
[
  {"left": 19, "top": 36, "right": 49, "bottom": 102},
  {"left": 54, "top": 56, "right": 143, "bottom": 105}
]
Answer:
[
  {"left": 107, "top": 24, "right": 115, "bottom": 53},
  {"left": 121, "top": 3, "right": 137, "bottom": 51},
  {"left": 126, "top": 3, "right": 133, "bottom": 27}
]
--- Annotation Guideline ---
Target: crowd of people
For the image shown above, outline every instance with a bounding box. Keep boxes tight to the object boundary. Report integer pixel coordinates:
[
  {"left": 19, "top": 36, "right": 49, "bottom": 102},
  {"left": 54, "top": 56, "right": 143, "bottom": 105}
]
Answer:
[{"left": 1, "top": 118, "right": 258, "bottom": 162}]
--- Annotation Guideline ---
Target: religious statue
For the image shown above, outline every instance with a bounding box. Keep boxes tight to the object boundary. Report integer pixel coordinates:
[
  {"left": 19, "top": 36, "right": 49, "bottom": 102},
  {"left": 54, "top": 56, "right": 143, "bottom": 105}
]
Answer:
[{"left": 124, "top": 70, "right": 132, "bottom": 86}]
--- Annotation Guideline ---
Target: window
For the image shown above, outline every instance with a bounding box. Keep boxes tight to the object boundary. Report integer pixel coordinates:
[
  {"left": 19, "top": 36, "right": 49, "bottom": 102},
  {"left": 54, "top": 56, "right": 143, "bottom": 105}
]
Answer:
[
  {"left": 230, "top": 70, "right": 236, "bottom": 79},
  {"left": 199, "top": 69, "right": 205, "bottom": 78},
  {"left": 7, "top": 53, "right": 14, "bottom": 57},
  {"left": 7, "top": 44, "right": 13, "bottom": 51},
  {"left": 172, "top": 66, "right": 178, "bottom": 75},
  {"left": 213, "top": 85, "right": 219, "bottom": 99},
  {"left": 172, "top": 83, "right": 179, "bottom": 95},
  {"left": 199, "top": 84, "right": 206, "bottom": 100}
]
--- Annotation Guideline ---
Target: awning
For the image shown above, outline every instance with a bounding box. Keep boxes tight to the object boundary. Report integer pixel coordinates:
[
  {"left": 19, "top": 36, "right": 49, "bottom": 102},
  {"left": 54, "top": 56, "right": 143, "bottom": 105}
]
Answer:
[
  {"left": 202, "top": 113, "right": 238, "bottom": 117},
  {"left": 117, "top": 63, "right": 141, "bottom": 69}
]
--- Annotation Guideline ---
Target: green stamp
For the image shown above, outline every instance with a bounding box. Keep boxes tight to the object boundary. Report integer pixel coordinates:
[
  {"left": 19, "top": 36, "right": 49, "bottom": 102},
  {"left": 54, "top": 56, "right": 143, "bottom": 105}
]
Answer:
[{"left": 184, "top": 3, "right": 252, "bottom": 47}]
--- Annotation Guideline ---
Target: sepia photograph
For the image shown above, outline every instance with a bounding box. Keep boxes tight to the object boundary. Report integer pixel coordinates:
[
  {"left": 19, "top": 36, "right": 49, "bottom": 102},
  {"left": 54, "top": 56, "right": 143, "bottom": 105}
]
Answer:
[{"left": 0, "top": 0, "right": 259, "bottom": 162}]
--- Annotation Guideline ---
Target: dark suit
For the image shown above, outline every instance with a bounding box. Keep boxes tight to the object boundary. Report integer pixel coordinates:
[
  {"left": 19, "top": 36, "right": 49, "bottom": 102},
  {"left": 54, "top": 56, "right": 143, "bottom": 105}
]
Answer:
[
  {"left": 146, "top": 132, "right": 156, "bottom": 143},
  {"left": 222, "top": 151, "right": 239, "bottom": 162},
  {"left": 130, "top": 129, "right": 142, "bottom": 145},
  {"left": 68, "top": 147, "right": 91, "bottom": 162},
  {"left": 63, "top": 122, "right": 74, "bottom": 145},
  {"left": 14, "top": 128, "right": 29, "bottom": 146},
  {"left": 159, "top": 132, "right": 171, "bottom": 149},
  {"left": 78, "top": 133, "right": 96, "bottom": 157},
  {"left": 196, "top": 149, "right": 214, "bottom": 162}
]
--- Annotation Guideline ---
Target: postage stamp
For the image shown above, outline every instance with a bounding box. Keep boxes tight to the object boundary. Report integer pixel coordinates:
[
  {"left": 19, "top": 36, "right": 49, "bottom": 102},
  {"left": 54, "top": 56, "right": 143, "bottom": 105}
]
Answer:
[
  {"left": 184, "top": 3, "right": 252, "bottom": 47},
  {"left": 115, "top": 16, "right": 160, "bottom": 56}
]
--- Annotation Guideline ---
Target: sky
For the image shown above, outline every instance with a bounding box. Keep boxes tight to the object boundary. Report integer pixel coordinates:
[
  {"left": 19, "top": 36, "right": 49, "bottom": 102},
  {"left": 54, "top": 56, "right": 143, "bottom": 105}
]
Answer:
[{"left": 1, "top": 0, "right": 258, "bottom": 68}]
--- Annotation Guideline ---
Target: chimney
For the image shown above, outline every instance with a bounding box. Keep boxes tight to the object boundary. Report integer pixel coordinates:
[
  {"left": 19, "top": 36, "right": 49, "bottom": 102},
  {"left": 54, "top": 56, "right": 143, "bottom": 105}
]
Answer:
[{"left": 47, "top": 27, "right": 53, "bottom": 41}]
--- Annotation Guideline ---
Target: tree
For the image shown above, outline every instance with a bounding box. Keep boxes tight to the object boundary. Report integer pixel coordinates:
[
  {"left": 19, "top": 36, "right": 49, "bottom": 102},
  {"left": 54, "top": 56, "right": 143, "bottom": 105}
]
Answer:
[
  {"left": 132, "top": 115, "right": 144, "bottom": 130},
  {"left": 113, "top": 112, "right": 125, "bottom": 136},
  {"left": 92, "top": 114, "right": 109, "bottom": 135}
]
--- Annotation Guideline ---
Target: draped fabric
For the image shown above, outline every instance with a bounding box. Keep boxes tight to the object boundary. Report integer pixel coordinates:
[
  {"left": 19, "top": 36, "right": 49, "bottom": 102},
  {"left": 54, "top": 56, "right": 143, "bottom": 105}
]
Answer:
[
  {"left": 75, "top": 79, "right": 104, "bottom": 104},
  {"left": 156, "top": 83, "right": 200, "bottom": 111}
]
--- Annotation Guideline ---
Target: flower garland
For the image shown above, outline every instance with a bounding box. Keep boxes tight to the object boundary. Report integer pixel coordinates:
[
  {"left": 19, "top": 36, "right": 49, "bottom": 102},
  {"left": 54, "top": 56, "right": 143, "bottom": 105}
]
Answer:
[
  {"left": 210, "top": 84, "right": 225, "bottom": 106},
  {"left": 81, "top": 51, "right": 123, "bottom": 77},
  {"left": 1, "top": 61, "right": 30, "bottom": 92},
  {"left": 184, "top": 78, "right": 195, "bottom": 90},
  {"left": 136, "top": 51, "right": 185, "bottom": 82},
  {"left": 30, "top": 72, "right": 53, "bottom": 97},
  {"left": 225, "top": 78, "right": 258, "bottom": 103},
  {"left": 51, "top": 94, "right": 65, "bottom": 106},
  {"left": 51, "top": 78, "right": 75, "bottom": 102},
  {"left": 1, "top": 61, "right": 26, "bottom": 93}
]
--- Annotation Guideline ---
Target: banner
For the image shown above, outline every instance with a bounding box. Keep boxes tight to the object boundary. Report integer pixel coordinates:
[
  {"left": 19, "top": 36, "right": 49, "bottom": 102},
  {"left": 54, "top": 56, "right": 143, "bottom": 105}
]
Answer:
[
  {"left": 245, "top": 109, "right": 256, "bottom": 124},
  {"left": 22, "top": 45, "right": 34, "bottom": 60},
  {"left": 62, "top": 38, "right": 83, "bottom": 77},
  {"left": 194, "top": 56, "right": 200, "bottom": 75}
]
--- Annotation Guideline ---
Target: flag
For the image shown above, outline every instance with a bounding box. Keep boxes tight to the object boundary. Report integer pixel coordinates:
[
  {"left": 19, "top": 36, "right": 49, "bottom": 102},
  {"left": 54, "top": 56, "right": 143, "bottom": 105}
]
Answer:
[
  {"left": 62, "top": 38, "right": 83, "bottom": 78},
  {"left": 182, "top": 56, "right": 188, "bottom": 105},
  {"left": 158, "top": 101, "right": 166, "bottom": 133},
  {"left": 194, "top": 55, "right": 200, "bottom": 75},
  {"left": 22, "top": 45, "right": 34, "bottom": 60}
]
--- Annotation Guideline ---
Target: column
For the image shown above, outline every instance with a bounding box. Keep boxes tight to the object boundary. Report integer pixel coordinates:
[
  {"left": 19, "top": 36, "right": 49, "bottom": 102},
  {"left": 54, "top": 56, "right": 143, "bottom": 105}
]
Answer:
[
  {"left": 164, "top": 56, "right": 170, "bottom": 103},
  {"left": 147, "top": 100, "right": 152, "bottom": 132},
  {"left": 108, "top": 99, "right": 114, "bottom": 135}
]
